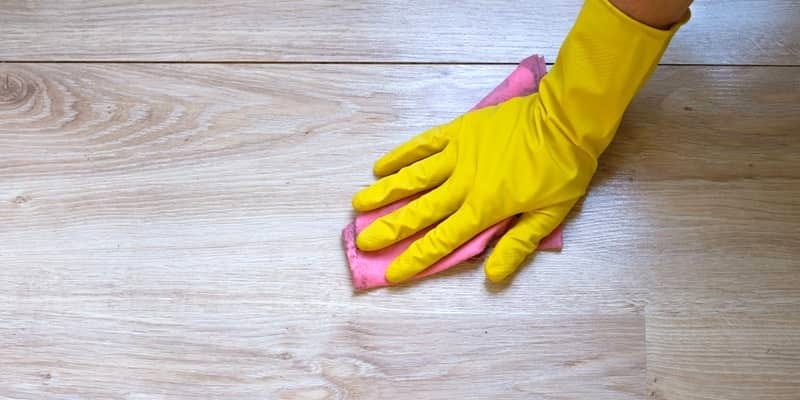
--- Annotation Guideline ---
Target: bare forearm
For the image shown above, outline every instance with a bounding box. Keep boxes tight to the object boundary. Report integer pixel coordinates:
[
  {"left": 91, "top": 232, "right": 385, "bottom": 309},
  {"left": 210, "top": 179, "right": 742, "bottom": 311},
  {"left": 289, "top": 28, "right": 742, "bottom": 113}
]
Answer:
[{"left": 610, "top": 0, "right": 692, "bottom": 29}]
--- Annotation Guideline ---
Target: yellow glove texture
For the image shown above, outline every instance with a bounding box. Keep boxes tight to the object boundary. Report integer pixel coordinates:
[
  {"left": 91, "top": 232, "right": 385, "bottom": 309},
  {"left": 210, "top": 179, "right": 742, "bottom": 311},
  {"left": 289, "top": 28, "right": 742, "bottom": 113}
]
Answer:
[{"left": 353, "top": 0, "right": 689, "bottom": 283}]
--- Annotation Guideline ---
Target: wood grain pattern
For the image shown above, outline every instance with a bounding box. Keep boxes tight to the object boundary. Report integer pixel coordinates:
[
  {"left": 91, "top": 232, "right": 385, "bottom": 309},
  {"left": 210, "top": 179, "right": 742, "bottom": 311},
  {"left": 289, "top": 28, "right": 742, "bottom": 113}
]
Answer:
[
  {"left": 1, "top": 64, "right": 798, "bottom": 398},
  {"left": 0, "top": 310, "right": 645, "bottom": 399},
  {"left": 647, "top": 313, "right": 800, "bottom": 400},
  {"left": 1, "top": 0, "right": 798, "bottom": 64}
]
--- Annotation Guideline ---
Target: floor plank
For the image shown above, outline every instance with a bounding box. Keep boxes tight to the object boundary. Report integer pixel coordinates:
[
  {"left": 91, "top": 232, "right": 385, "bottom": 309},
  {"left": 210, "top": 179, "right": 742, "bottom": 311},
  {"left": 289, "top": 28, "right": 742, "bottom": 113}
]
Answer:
[
  {"left": 647, "top": 313, "right": 800, "bottom": 400},
  {"left": 0, "top": 309, "right": 645, "bottom": 399},
  {"left": 1, "top": 1, "right": 798, "bottom": 64},
  {"left": 1, "top": 63, "right": 798, "bottom": 398}
]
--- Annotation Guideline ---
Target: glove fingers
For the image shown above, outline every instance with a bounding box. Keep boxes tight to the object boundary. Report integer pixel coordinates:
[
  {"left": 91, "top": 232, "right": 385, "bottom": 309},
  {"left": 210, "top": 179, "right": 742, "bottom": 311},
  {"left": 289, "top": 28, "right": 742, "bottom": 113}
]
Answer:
[
  {"left": 386, "top": 203, "right": 489, "bottom": 283},
  {"left": 485, "top": 201, "right": 575, "bottom": 282},
  {"left": 356, "top": 181, "right": 461, "bottom": 251},
  {"left": 373, "top": 122, "right": 453, "bottom": 177},
  {"left": 352, "top": 150, "right": 454, "bottom": 212}
]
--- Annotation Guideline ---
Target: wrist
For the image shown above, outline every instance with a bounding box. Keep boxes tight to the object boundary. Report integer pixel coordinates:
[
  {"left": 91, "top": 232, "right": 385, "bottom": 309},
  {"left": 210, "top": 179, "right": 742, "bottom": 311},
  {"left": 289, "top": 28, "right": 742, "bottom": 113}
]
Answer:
[{"left": 537, "top": 0, "right": 689, "bottom": 158}]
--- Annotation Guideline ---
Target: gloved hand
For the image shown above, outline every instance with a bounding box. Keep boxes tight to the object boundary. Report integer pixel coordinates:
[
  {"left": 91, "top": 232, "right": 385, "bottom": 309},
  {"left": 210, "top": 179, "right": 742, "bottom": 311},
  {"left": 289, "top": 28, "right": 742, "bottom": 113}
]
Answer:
[{"left": 352, "top": 0, "right": 689, "bottom": 283}]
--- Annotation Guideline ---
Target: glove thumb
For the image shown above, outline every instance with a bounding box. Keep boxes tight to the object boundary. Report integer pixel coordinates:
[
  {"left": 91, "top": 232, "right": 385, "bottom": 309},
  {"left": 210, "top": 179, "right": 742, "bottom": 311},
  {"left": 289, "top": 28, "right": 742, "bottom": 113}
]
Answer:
[{"left": 485, "top": 201, "right": 575, "bottom": 282}]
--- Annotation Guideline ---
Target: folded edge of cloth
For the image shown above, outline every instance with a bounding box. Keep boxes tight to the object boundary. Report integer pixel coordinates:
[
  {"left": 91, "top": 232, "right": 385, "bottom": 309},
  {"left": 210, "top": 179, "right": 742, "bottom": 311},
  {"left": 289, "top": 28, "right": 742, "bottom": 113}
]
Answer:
[{"left": 343, "top": 55, "right": 563, "bottom": 290}]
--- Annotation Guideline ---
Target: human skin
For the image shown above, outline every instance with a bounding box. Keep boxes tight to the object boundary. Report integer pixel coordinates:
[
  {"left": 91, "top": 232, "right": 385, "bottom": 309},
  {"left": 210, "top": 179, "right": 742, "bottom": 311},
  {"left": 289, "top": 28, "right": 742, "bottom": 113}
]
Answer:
[{"left": 610, "top": 0, "right": 692, "bottom": 29}]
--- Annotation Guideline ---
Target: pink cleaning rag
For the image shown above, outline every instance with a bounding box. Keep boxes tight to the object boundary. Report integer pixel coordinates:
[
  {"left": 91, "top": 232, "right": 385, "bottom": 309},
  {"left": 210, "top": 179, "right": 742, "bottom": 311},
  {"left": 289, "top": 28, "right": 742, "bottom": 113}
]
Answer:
[{"left": 343, "top": 55, "right": 562, "bottom": 290}]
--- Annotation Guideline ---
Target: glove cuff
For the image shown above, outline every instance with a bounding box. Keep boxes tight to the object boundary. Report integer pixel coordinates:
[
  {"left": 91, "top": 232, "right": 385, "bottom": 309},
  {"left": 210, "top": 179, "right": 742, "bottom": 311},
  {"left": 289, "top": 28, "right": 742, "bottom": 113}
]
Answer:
[{"left": 538, "top": 0, "right": 690, "bottom": 158}]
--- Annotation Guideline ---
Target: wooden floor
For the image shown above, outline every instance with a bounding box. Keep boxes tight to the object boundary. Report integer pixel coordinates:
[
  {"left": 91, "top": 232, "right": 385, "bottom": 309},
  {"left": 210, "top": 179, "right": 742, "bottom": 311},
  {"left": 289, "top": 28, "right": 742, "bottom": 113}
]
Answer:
[{"left": 1, "top": 2, "right": 799, "bottom": 399}]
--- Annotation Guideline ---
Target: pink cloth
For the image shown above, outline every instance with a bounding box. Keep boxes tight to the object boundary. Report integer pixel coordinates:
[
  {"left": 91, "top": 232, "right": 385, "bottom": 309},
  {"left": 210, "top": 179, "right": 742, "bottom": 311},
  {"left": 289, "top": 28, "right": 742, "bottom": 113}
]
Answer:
[{"left": 343, "top": 55, "right": 563, "bottom": 290}]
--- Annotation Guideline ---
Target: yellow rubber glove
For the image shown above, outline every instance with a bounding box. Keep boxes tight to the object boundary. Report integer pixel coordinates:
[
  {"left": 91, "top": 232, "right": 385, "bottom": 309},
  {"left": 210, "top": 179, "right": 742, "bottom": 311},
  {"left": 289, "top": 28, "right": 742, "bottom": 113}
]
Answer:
[{"left": 353, "top": 0, "right": 689, "bottom": 283}]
